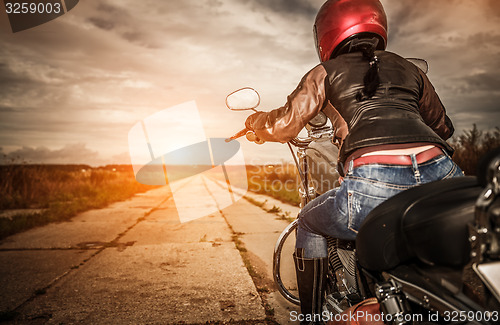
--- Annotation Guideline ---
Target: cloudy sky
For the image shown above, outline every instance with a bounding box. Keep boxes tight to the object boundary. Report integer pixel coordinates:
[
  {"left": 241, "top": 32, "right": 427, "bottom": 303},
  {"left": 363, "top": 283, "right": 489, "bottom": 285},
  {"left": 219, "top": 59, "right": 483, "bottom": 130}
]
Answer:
[{"left": 0, "top": 0, "right": 499, "bottom": 165}]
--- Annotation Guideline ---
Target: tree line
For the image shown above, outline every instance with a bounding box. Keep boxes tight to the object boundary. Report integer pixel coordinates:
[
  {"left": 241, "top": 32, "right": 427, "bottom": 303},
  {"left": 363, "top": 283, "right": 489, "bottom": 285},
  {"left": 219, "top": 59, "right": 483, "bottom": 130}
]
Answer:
[{"left": 451, "top": 125, "right": 500, "bottom": 175}]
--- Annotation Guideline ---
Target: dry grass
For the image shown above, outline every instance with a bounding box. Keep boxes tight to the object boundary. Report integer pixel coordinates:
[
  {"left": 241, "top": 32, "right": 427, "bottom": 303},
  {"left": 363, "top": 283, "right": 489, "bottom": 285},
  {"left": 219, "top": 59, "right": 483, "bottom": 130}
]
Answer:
[
  {"left": 246, "top": 163, "right": 301, "bottom": 207},
  {"left": 0, "top": 164, "right": 158, "bottom": 239}
]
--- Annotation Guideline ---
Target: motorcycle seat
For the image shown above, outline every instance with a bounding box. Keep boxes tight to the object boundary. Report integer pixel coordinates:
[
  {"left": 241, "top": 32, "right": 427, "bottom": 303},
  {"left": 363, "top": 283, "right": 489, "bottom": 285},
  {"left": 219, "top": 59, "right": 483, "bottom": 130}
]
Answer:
[{"left": 356, "top": 176, "right": 481, "bottom": 271}]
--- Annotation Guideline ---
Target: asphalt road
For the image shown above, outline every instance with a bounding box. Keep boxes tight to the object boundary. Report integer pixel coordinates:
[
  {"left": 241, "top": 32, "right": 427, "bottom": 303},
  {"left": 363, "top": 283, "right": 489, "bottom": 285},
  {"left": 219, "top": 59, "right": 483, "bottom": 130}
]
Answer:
[{"left": 0, "top": 174, "right": 301, "bottom": 324}]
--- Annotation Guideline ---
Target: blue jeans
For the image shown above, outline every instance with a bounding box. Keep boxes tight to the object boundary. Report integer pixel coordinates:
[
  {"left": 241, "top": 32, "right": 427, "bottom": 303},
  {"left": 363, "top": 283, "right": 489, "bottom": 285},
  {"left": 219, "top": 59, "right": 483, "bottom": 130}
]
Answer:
[{"left": 296, "top": 152, "right": 464, "bottom": 258}]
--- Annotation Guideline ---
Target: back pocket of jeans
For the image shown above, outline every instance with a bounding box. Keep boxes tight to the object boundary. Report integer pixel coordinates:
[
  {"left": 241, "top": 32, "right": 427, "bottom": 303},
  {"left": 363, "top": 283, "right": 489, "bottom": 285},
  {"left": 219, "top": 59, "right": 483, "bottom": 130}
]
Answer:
[{"left": 347, "top": 190, "right": 386, "bottom": 234}]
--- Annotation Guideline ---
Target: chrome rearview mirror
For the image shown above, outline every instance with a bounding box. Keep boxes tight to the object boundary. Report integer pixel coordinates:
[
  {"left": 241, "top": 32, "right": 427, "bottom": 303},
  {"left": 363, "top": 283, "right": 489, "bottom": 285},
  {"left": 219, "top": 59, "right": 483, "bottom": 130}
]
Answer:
[
  {"left": 406, "top": 58, "right": 429, "bottom": 74},
  {"left": 226, "top": 87, "right": 260, "bottom": 111}
]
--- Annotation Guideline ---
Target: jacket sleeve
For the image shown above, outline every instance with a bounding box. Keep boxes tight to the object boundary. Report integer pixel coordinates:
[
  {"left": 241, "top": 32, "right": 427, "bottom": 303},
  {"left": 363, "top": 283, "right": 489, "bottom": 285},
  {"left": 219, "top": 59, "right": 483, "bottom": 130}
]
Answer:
[
  {"left": 244, "top": 65, "right": 329, "bottom": 143},
  {"left": 418, "top": 69, "right": 455, "bottom": 140}
]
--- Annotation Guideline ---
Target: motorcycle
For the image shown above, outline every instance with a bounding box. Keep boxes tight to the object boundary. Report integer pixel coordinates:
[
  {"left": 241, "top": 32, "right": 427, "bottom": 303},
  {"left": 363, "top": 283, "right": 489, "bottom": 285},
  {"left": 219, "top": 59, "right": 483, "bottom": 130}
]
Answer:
[{"left": 226, "top": 86, "right": 500, "bottom": 324}]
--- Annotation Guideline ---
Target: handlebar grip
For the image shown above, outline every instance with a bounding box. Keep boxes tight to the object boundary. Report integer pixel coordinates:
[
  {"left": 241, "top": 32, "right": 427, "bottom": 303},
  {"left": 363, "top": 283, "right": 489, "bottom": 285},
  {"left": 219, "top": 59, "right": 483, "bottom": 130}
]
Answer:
[{"left": 225, "top": 128, "right": 249, "bottom": 142}]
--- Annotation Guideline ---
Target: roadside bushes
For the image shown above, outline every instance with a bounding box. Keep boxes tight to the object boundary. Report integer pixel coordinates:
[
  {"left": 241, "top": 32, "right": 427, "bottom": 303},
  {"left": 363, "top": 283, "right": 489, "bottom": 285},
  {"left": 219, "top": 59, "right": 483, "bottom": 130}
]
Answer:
[{"left": 451, "top": 125, "right": 500, "bottom": 175}]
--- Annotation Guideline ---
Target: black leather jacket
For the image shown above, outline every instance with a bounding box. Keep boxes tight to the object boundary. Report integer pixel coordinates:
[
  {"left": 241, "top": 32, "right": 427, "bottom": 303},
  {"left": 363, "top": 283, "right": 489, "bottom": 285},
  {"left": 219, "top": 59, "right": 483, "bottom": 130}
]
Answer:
[{"left": 245, "top": 50, "right": 454, "bottom": 169}]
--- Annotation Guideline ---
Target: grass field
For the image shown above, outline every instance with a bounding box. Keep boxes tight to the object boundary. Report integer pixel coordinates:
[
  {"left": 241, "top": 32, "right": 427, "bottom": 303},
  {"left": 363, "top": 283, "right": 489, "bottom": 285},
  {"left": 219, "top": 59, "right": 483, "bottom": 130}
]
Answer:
[
  {"left": 0, "top": 164, "right": 158, "bottom": 239},
  {"left": 0, "top": 163, "right": 301, "bottom": 240}
]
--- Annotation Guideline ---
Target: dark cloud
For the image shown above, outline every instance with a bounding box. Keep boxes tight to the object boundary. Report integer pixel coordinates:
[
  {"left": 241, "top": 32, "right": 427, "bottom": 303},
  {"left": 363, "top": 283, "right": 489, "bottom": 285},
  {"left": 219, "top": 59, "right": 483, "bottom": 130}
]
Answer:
[
  {"left": 461, "top": 72, "right": 500, "bottom": 92},
  {"left": 96, "top": 2, "right": 128, "bottom": 16},
  {"left": 83, "top": 2, "right": 165, "bottom": 49},
  {"left": 385, "top": 0, "right": 449, "bottom": 44},
  {"left": 0, "top": 60, "right": 33, "bottom": 88},
  {"left": 464, "top": 32, "right": 500, "bottom": 49},
  {"left": 250, "top": 0, "right": 317, "bottom": 17},
  {"left": 486, "top": 0, "right": 500, "bottom": 17},
  {"left": 445, "top": 94, "right": 500, "bottom": 134},
  {"left": 87, "top": 17, "right": 115, "bottom": 31},
  {"left": 0, "top": 143, "right": 102, "bottom": 165},
  {"left": 437, "top": 51, "right": 500, "bottom": 96}
]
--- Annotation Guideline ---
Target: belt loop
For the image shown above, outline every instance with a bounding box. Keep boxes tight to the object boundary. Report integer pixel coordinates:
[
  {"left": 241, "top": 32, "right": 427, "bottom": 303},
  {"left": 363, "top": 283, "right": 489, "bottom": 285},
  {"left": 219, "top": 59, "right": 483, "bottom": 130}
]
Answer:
[
  {"left": 442, "top": 148, "right": 451, "bottom": 159},
  {"left": 348, "top": 160, "right": 354, "bottom": 175},
  {"left": 410, "top": 154, "right": 421, "bottom": 183}
]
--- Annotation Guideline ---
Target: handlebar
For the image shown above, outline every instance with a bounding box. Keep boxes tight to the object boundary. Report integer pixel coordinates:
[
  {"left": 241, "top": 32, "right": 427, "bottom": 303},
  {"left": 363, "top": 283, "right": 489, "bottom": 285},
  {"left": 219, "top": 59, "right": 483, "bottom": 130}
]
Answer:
[
  {"left": 226, "top": 128, "right": 265, "bottom": 144},
  {"left": 225, "top": 128, "right": 249, "bottom": 142},
  {"left": 226, "top": 130, "right": 325, "bottom": 147}
]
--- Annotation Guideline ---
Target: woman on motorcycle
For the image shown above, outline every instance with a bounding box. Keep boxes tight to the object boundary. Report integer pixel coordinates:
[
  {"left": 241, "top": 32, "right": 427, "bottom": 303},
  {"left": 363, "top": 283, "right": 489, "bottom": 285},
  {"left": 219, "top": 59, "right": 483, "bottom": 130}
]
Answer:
[{"left": 243, "top": 0, "right": 464, "bottom": 323}]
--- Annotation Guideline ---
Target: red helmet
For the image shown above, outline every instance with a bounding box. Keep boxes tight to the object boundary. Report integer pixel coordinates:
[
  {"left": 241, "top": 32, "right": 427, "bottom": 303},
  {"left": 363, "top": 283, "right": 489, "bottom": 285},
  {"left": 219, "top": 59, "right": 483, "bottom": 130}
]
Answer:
[{"left": 314, "top": 0, "right": 388, "bottom": 62}]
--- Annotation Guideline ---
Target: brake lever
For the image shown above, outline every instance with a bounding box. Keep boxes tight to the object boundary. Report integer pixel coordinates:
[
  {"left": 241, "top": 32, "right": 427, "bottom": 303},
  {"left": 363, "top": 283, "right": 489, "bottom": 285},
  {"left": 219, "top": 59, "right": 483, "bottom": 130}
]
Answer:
[{"left": 225, "top": 128, "right": 249, "bottom": 142}]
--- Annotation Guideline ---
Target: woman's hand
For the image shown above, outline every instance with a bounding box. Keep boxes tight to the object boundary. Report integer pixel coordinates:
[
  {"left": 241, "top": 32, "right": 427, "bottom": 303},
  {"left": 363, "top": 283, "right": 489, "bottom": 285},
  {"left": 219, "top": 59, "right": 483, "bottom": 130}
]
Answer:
[
  {"left": 244, "top": 112, "right": 267, "bottom": 144},
  {"left": 246, "top": 130, "right": 265, "bottom": 144}
]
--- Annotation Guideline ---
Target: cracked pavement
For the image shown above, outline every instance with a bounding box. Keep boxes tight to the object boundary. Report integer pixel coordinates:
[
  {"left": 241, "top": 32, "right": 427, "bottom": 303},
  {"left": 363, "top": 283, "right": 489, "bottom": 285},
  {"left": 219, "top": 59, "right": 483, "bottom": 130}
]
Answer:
[{"left": 0, "top": 175, "right": 300, "bottom": 324}]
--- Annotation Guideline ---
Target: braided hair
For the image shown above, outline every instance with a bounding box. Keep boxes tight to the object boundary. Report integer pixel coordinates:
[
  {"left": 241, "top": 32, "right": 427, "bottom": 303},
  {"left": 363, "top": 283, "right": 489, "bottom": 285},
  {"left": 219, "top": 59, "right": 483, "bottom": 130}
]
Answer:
[
  {"left": 333, "top": 35, "right": 382, "bottom": 102},
  {"left": 353, "top": 38, "right": 380, "bottom": 101}
]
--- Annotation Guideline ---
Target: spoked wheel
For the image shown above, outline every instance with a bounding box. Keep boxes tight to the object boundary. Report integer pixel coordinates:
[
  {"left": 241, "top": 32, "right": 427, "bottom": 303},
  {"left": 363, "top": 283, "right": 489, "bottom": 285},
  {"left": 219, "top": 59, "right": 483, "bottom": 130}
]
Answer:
[
  {"left": 273, "top": 220, "right": 361, "bottom": 310},
  {"left": 273, "top": 219, "right": 300, "bottom": 305}
]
